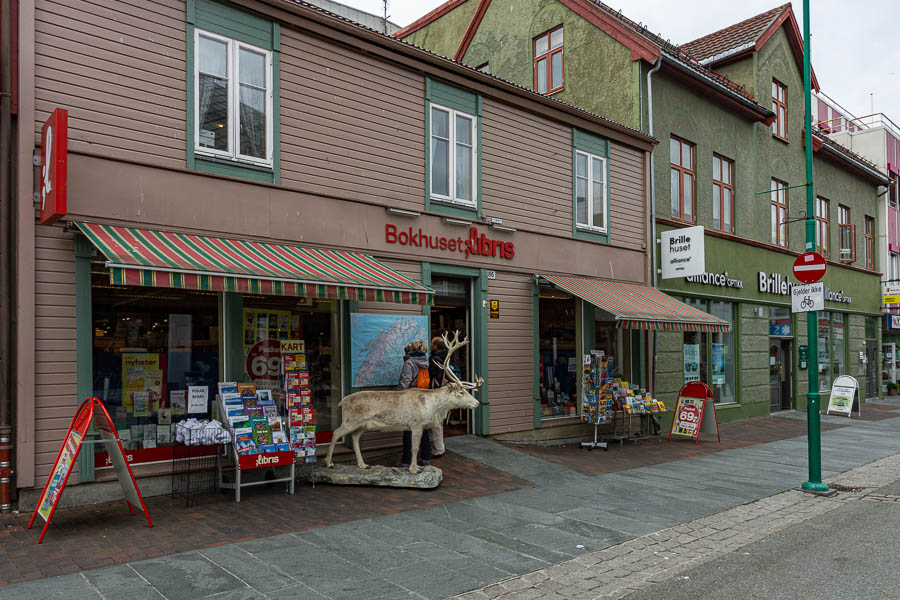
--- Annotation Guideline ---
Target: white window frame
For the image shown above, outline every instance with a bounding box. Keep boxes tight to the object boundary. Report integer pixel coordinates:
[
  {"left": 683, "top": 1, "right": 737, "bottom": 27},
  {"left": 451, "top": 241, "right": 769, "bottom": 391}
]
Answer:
[
  {"left": 429, "top": 103, "right": 478, "bottom": 208},
  {"left": 194, "top": 29, "right": 274, "bottom": 168},
  {"left": 574, "top": 149, "right": 608, "bottom": 233}
]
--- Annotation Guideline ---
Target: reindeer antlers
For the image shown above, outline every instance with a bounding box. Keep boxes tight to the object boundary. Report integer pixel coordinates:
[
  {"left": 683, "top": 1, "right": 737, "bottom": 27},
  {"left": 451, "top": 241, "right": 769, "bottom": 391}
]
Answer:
[{"left": 439, "top": 330, "right": 483, "bottom": 391}]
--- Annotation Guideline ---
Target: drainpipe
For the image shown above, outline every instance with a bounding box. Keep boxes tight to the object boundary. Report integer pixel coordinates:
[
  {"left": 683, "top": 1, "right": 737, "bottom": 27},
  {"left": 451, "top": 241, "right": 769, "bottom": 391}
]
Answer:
[
  {"left": 647, "top": 55, "right": 662, "bottom": 393},
  {"left": 0, "top": 0, "right": 13, "bottom": 512}
]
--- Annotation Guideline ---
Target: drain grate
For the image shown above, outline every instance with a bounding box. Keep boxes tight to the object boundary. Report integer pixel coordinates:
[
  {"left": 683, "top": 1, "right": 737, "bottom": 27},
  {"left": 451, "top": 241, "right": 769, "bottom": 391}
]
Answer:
[{"left": 826, "top": 483, "right": 865, "bottom": 492}]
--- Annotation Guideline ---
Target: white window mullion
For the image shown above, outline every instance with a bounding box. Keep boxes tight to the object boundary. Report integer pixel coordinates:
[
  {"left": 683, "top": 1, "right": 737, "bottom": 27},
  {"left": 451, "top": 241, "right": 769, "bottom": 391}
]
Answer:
[
  {"left": 449, "top": 109, "right": 457, "bottom": 201},
  {"left": 228, "top": 39, "right": 238, "bottom": 159}
]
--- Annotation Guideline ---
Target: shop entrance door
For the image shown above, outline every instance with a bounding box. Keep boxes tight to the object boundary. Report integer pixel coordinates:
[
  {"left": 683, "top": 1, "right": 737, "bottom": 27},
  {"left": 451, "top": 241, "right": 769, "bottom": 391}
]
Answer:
[
  {"left": 430, "top": 276, "right": 473, "bottom": 435},
  {"left": 769, "top": 340, "right": 791, "bottom": 411}
]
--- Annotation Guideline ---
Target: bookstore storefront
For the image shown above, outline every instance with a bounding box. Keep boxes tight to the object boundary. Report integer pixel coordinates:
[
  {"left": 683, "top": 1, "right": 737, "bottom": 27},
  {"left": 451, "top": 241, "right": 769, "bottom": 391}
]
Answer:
[{"left": 76, "top": 222, "right": 432, "bottom": 476}]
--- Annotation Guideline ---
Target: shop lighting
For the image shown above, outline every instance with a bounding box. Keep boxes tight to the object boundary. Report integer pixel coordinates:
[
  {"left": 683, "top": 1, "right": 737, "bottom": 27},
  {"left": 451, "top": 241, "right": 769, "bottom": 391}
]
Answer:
[
  {"left": 386, "top": 207, "right": 421, "bottom": 217},
  {"left": 489, "top": 224, "right": 517, "bottom": 233},
  {"left": 441, "top": 217, "right": 473, "bottom": 226}
]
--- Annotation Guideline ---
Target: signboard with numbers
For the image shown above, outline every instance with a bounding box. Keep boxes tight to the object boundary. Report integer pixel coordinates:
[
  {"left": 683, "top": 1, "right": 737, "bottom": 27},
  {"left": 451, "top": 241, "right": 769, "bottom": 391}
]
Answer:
[{"left": 668, "top": 381, "right": 720, "bottom": 445}]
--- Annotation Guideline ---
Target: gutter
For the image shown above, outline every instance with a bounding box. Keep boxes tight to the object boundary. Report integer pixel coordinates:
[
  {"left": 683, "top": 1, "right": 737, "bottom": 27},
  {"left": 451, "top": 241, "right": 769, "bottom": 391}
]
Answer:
[
  {"left": 647, "top": 55, "right": 662, "bottom": 396},
  {"left": 696, "top": 42, "right": 755, "bottom": 66},
  {"left": 818, "top": 141, "right": 891, "bottom": 186}
]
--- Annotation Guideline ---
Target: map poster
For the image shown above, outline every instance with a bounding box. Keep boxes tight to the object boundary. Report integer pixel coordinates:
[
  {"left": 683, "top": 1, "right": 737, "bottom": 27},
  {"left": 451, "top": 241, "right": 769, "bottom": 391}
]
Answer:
[{"left": 350, "top": 314, "right": 428, "bottom": 387}]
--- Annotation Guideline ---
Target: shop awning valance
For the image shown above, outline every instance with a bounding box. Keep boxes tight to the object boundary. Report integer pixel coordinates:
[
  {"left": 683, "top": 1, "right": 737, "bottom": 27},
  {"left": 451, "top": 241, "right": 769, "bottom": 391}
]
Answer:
[
  {"left": 77, "top": 223, "right": 433, "bottom": 305},
  {"left": 540, "top": 274, "right": 730, "bottom": 332}
]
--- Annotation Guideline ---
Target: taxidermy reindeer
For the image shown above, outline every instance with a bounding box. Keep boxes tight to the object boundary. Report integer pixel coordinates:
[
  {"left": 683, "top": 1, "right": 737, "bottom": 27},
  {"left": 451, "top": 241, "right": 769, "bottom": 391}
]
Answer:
[{"left": 325, "top": 331, "right": 482, "bottom": 473}]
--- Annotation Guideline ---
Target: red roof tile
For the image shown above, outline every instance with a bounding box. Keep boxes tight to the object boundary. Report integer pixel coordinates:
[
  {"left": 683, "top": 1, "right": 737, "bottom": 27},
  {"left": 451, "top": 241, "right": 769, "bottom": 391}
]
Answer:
[{"left": 681, "top": 4, "right": 790, "bottom": 62}]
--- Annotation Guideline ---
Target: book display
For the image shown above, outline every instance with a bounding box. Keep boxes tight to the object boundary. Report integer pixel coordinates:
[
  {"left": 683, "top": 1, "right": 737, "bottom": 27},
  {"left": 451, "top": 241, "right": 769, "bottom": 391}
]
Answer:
[
  {"left": 581, "top": 352, "right": 666, "bottom": 451},
  {"left": 216, "top": 381, "right": 296, "bottom": 502},
  {"left": 282, "top": 343, "right": 317, "bottom": 463}
]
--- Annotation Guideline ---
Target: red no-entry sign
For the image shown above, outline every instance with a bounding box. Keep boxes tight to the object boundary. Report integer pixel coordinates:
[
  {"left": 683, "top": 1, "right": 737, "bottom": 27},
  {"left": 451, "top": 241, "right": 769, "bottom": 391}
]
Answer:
[{"left": 793, "top": 252, "right": 827, "bottom": 284}]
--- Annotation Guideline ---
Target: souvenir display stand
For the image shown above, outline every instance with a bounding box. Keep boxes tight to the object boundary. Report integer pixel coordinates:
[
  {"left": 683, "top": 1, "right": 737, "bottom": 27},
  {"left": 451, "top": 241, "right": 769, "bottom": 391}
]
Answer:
[
  {"left": 580, "top": 352, "right": 666, "bottom": 451},
  {"left": 215, "top": 384, "right": 295, "bottom": 502}
]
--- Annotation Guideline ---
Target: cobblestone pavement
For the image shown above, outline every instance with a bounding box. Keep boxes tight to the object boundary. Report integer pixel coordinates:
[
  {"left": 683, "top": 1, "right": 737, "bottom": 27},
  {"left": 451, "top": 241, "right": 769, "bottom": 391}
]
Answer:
[{"left": 450, "top": 452, "right": 900, "bottom": 600}]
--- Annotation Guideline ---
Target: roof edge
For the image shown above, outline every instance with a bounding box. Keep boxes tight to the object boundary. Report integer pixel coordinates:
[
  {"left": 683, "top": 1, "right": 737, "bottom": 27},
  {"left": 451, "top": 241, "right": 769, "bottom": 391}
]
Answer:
[
  {"left": 754, "top": 4, "right": 820, "bottom": 91},
  {"left": 393, "top": 0, "right": 468, "bottom": 39}
]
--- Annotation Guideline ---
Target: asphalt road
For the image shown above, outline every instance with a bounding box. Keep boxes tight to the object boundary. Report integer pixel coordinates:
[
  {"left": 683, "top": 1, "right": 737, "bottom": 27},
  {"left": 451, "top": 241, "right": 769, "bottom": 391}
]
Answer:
[{"left": 629, "top": 485, "right": 900, "bottom": 600}]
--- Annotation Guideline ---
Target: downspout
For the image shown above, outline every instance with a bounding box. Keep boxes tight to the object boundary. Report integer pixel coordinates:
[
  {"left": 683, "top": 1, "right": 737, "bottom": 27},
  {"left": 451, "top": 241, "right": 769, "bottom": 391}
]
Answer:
[
  {"left": 647, "top": 55, "right": 662, "bottom": 393},
  {"left": 0, "top": 0, "right": 13, "bottom": 513}
]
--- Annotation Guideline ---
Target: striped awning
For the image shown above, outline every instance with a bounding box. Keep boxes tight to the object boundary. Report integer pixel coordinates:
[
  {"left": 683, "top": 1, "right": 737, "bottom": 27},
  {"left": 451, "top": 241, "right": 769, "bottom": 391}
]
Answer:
[
  {"left": 77, "top": 223, "right": 433, "bottom": 305},
  {"left": 541, "top": 274, "right": 730, "bottom": 332}
]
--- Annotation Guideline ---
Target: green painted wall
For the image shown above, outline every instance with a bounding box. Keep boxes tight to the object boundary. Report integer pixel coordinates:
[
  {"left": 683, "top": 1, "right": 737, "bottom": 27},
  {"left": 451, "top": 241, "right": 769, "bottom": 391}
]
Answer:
[
  {"left": 714, "top": 56, "right": 757, "bottom": 99},
  {"left": 403, "top": 1, "right": 480, "bottom": 59},
  {"left": 408, "top": 0, "right": 639, "bottom": 129}
]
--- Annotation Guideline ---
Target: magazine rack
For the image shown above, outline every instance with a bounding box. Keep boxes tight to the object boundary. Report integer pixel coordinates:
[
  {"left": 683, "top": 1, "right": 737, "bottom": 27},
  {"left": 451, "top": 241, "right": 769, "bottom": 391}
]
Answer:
[{"left": 215, "top": 394, "right": 295, "bottom": 502}]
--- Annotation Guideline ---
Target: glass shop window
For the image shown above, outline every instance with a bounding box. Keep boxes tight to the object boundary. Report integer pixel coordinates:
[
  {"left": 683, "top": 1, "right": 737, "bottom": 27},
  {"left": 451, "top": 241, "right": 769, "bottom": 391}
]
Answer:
[{"left": 538, "top": 286, "right": 578, "bottom": 419}]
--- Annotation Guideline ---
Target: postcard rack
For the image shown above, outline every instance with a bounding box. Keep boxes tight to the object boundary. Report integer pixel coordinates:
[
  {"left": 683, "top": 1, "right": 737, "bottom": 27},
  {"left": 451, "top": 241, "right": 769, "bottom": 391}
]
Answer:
[{"left": 215, "top": 393, "right": 295, "bottom": 503}]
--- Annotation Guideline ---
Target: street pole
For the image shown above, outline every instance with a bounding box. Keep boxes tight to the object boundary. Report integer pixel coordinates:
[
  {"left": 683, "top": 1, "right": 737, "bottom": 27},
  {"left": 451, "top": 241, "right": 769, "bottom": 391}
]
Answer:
[{"left": 801, "top": 0, "right": 829, "bottom": 494}]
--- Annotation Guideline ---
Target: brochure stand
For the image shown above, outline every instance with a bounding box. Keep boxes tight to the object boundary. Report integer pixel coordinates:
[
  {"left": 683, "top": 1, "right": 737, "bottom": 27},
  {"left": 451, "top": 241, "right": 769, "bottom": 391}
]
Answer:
[
  {"left": 215, "top": 392, "right": 295, "bottom": 503},
  {"left": 826, "top": 375, "right": 861, "bottom": 417}
]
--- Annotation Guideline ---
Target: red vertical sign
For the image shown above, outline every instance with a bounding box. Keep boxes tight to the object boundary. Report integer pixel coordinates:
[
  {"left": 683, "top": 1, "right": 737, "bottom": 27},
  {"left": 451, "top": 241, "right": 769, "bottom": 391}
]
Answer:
[{"left": 39, "top": 108, "right": 68, "bottom": 225}]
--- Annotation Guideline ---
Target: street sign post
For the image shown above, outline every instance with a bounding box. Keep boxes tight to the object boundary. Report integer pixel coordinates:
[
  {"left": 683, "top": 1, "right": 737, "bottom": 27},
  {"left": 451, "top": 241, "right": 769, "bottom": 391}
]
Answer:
[
  {"left": 791, "top": 282, "right": 825, "bottom": 313},
  {"left": 792, "top": 252, "right": 827, "bottom": 284}
]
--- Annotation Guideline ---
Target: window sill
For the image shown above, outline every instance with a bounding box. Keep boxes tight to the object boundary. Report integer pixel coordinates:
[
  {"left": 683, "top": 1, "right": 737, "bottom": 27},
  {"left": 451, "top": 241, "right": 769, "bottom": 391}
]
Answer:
[
  {"left": 193, "top": 156, "right": 276, "bottom": 184},
  {"left": 195, "top": 152, "right": 273, "bottom": 173},
  {"left": 772, "top": 134, "right": 789, "bottom": 144},
  {"left": 576, "top": 225, "right": 607, "bottom": 235},
  {"left": 669, "top": 218, "right": 697, "bottom": 226},
  {"left": 574, "top": 227, "right": 609, "bottom": 244},
  {"left": 428, "top": 197, "right": 479, "bottom": 219}
]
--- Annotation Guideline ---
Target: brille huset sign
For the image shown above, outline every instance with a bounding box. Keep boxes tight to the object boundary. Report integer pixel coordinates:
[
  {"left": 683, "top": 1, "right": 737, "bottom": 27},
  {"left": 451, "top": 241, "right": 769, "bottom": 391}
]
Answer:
[{"left": 385, "top": 224, "right": 515, "bottom": 260}]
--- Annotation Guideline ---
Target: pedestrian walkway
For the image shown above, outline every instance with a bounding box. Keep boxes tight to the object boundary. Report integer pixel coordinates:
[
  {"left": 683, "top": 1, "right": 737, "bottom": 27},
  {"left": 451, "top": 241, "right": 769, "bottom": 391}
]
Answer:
[{"left": 3, "top": 403, "right": 900, "bottom": 599}]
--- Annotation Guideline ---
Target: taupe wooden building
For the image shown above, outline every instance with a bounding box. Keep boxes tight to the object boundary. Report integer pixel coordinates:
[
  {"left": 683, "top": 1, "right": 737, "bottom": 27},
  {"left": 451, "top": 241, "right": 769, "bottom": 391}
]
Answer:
[{"left": 6, "top": 0, "right": 719, "bottom": 506}]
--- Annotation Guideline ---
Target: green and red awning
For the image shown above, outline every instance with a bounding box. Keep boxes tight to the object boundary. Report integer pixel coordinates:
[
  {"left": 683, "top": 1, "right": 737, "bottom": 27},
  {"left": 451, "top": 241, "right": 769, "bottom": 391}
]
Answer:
[
  {"left": 541, "top": 274, "right": 730, "bottom": 332},
  {"left": 77, "top": 222, "right": 433, "bottom": 305}
]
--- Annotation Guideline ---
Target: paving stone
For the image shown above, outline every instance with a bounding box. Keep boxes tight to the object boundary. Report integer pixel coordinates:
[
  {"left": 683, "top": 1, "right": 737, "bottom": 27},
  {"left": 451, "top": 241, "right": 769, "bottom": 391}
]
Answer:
[{"left": 83, "top": 565, "right": 163, "bottom": 600}]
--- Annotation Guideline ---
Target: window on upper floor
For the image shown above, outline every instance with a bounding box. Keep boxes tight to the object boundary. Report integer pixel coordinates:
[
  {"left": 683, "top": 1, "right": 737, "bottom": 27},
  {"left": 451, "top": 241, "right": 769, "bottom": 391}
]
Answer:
[
  {"left": 195, "top": 29, "right": 273, "bottom": 167},
  {"left": 770, "top": 179, "right": 788, "bottom": 247},
  {"left": 430, "top": 104, "right": 477, "bottom": 208},
  {"left": 772, "top": 79, "right": 788, "bottom": 141},
  {"left": 534, "top": 26, "right": 564, "bottom": 94},
  {"left": 890, "top": 174, "right": 899, "bottom": 210},
  {"left": 891, "top": 252, "right": 900, "bottom": 280},
  {"left": 839, "top": 205, "right": 855, "bottom": 262},
  {"left": 575, "top": 150, "right": 607, "bottom": 233},
  {"left": 572, "top": 128, "right": 610, "bottom": 241},
  {"left": 865, "top": 216, "right": 875, "bottom": 270},
  {"left": 815, "top": 196, "right": 830, "bottom": 258},
  {"left": 712, "top": 154, "right": 734, "bottom": 233},
  {"left": 670, "top": 136, "right": 695, "bottom": 224}
]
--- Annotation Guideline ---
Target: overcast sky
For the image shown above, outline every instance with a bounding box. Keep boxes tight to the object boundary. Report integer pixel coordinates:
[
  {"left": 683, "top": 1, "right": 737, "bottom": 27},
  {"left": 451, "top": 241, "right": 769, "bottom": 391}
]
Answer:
[{"left": 335, "top": 0, "right": 900, "bottom": 123}]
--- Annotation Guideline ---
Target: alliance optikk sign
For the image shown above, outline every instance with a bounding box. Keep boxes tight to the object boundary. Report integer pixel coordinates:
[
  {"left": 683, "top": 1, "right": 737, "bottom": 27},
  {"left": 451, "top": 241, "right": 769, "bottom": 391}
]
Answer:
[{"left": 661, "top": 226, "right": 705, "bottom": 279}]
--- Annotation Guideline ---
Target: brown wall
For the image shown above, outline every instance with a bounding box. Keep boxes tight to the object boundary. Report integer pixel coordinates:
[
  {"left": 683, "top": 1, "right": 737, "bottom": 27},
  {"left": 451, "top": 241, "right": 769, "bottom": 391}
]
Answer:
[
  {"left": 23, "top": 0, "right": 652, "bottom": 484},
  {"left": 33, "top": 225, "right": 79, "bottom": 484}
]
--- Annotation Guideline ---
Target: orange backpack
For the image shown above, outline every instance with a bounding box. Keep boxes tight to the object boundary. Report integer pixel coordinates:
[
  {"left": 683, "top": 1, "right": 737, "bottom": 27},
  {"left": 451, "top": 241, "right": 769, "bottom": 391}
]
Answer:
[{"left": 415, "top": 368, "right": 431, "bottom": 389}]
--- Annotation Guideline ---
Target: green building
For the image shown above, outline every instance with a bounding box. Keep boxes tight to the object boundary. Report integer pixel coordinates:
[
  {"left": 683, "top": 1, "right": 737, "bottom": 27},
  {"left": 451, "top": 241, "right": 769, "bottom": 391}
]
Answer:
[{"left": 399, "top": 1, "right": 891, "bottom": 421}]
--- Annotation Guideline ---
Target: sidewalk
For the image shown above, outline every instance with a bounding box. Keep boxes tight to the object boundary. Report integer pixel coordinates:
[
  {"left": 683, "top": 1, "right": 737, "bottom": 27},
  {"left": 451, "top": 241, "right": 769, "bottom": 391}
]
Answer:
[{"left": 3, "top": 402, "right": 900, "bottom": 599}]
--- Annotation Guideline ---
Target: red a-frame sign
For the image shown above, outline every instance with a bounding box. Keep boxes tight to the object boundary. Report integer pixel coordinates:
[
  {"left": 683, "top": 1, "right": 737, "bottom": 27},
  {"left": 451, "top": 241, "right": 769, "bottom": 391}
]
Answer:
[{"left": 28, "top": 398, "right": 153, "bottom": 543}]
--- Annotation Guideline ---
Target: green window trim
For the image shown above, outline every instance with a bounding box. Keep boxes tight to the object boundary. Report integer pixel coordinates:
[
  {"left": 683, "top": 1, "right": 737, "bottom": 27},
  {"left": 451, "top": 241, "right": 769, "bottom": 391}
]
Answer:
[
  {"left": 425, "top": 78, "right": 482, "bottom": 218},
  {"left": 186, "top": 0, "right": 280, "bottom": 184},
  {"left": 572, "top": 128, "right": 610, "bottom": 243}
]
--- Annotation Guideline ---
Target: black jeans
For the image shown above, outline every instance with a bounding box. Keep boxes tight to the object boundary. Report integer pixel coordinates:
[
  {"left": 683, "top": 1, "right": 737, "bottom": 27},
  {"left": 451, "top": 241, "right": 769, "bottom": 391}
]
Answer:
[{"left": 401, "top": 429, "right": 431, "bottom": 464}]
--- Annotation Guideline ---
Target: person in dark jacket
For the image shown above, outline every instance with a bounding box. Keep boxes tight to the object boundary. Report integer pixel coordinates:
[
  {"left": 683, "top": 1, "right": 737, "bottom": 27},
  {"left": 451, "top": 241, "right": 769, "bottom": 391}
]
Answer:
[
  {"left": 397, "top": 339, "right": 431, "bottom": 468},
  {"left": 428, "top": 336, "right": 448, "bottom": 457}
]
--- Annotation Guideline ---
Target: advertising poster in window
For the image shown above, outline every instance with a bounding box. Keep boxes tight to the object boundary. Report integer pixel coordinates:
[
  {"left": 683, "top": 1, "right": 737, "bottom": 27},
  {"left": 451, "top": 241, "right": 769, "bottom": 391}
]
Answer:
[
  {"left": 711, "top": 343, "right": 725, "bottom": 385},
  {"left": 683, "top": 344, "right": 700, "bottom": 383},
  {"left": 121, "top": 353, "right": 163, "bottom": 412}
]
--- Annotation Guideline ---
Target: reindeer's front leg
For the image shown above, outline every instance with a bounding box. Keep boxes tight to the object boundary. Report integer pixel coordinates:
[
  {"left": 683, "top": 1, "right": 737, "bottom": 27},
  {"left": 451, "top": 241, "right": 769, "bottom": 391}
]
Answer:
[
  {"left": 351, "top": 431, "right": 367, "bottom": 469},
  {"left": 409, "top": 428, "right": 422, "bottom": 474}
]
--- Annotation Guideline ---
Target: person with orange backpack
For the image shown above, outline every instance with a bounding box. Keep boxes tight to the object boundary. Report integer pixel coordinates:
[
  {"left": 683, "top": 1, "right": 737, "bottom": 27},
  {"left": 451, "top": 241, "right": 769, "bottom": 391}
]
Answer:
[{"left": 397, "top": 339, "right": 431, "bottom": 469}]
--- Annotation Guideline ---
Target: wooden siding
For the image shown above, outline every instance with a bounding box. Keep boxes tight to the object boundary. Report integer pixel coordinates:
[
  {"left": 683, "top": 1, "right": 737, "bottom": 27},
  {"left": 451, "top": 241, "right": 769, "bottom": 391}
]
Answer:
[
  {"left": 481, "top": 98, "right": 573, "bottom": 236},
  {"left": 34, "top": 0, "right": 186, "bottom": 167},
  {"left": 607, "top": 142, "right": 648, "bottom": 248},
  {"left": 486, "top": 270, "right": 534, "bottom": 434},
  {"left": 33, "top": 225, "right": 79, "bottom": 484},
  {"left": 279, "top": 27, "right": 426, "bottom": 211}
]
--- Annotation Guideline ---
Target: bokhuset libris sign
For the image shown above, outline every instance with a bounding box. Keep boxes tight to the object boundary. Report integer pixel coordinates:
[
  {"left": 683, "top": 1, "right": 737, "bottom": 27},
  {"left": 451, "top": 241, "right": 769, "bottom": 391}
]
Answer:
[{"left": 661, "top": 226, "right": 705, "bottom": 279}]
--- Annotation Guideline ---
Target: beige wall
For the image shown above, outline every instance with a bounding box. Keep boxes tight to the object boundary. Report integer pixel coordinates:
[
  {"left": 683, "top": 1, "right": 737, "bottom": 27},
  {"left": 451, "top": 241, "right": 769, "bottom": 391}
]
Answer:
[{"left": 23, "top": 0, "right": 651, "bottom": 485}]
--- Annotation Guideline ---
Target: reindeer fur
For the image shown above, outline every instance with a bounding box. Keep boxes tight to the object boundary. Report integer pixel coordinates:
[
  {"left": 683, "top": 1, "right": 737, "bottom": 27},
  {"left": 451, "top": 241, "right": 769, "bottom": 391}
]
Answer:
[{"left": 325, "top": 383, "right": 479, "bottom": 474}]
